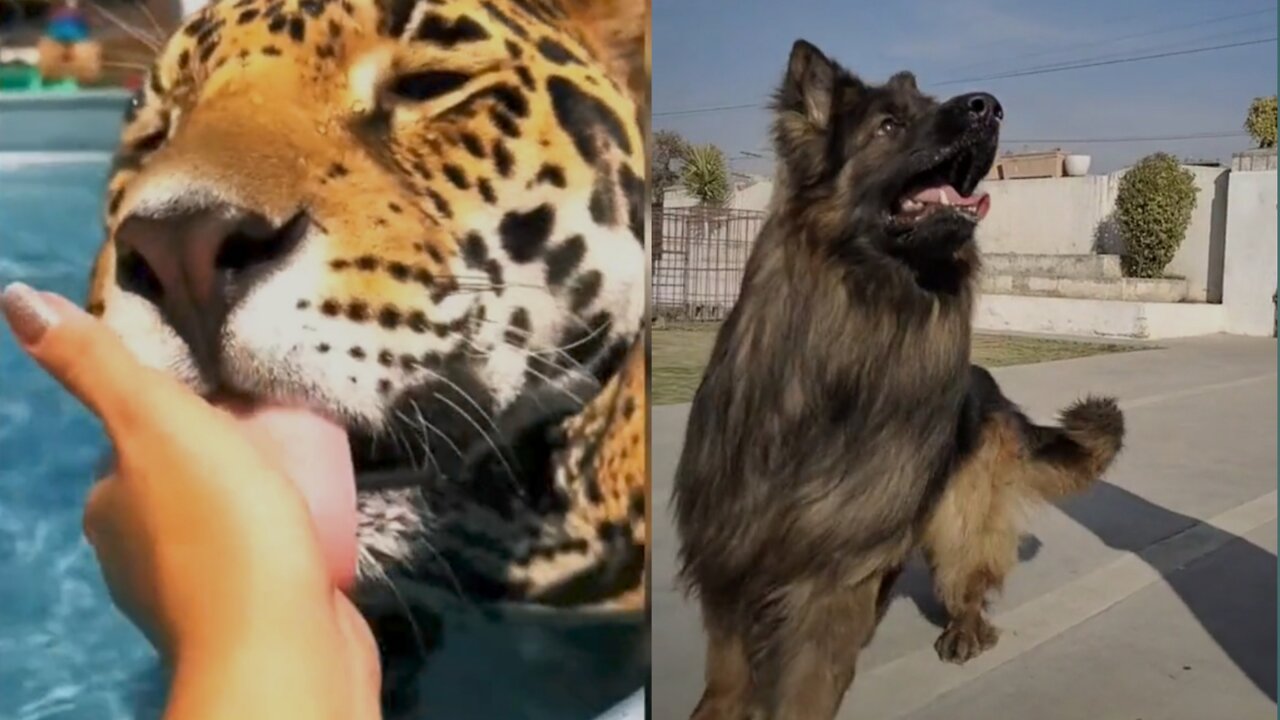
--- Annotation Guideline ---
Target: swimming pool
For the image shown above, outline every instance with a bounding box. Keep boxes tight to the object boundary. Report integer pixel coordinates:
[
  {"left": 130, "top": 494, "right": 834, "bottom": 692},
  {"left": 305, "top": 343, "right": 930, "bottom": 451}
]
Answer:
[{"left": 0, "top": 159, "right": 646, "bottom": 719}]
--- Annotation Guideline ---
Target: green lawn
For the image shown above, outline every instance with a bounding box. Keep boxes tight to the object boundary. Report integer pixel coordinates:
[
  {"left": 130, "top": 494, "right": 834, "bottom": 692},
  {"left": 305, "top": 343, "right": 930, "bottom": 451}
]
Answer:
[{"left": 651, "top": 323, "right": 1146, "bottom": 406}]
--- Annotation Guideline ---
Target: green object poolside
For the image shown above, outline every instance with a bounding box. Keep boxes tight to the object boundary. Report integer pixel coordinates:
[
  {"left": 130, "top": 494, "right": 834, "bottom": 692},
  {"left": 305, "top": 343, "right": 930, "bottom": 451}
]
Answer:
[{"left": 0, "top": 65, "right": 79, "bottom": 93}]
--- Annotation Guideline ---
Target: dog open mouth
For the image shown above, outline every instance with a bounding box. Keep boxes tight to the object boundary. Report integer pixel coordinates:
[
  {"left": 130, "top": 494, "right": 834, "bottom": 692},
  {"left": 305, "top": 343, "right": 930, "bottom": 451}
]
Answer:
[{"left": 890, "top": 147, "right": 993, "bottom": 230}]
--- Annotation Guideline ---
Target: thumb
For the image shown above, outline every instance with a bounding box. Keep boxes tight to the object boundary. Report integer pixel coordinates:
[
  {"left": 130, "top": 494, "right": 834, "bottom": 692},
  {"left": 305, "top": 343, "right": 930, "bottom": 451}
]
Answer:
[{"left": 1, "top": 282, "right": 175, "bottom": 435}]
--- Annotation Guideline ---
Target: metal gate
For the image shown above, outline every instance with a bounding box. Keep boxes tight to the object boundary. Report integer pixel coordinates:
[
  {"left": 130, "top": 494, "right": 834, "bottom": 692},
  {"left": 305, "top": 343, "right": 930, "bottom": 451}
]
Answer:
[{"left": 651, "top": 206, "right": 764, "bottom": 322}]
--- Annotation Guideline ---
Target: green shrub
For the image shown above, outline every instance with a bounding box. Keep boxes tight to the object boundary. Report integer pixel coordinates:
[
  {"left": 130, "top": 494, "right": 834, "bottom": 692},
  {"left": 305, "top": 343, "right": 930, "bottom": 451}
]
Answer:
[
  {"left": 1245, "top": 96, "right": 1278, "bottom": 149},
  {"left": 681, "top": 144, "right": 732, "bottom": 207},
  {"left": 1115, "top": 153, "right": 1198, "bottom": 278}
]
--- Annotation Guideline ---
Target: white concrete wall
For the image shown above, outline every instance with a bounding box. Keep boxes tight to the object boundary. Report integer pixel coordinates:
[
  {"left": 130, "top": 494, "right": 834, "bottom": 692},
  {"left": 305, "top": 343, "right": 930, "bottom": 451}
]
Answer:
[
  {"left": 666, "top": 167, "right": 1228, "bottom": 301},
  {"left": 976, "top": 166, "right": 1228, "bottom": 302},
  {"left": 663, "top": 182, "right": 774, "bottom": 211},
  {"left": 1221, "top": 170, "right": 1278, "bottom": 336}
]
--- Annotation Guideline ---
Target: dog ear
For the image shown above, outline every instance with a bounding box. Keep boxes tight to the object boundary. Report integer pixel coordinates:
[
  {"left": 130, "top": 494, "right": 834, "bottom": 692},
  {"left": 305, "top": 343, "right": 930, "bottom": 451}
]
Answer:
[
  {"left": 781, "top": 39, "right": 837, "bottom": 129},
  {"left": 889, "top": 71, "right": 918, "bottom": 92}
]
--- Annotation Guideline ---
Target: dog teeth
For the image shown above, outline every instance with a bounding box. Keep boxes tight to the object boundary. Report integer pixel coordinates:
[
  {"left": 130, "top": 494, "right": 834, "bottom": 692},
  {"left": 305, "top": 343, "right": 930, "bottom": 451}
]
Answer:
[
  {"left": 939, "top": 192, "right": 951, "bottom": 206},
  {"left": 902, "top": 199, "right": 923, "bottom": 212}
]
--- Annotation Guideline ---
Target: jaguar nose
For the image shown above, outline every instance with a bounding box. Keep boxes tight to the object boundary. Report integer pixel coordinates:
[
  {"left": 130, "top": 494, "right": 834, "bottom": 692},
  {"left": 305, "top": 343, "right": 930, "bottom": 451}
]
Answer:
[{"left": 113, "top": 202, "right": 309, "bottom": 372}]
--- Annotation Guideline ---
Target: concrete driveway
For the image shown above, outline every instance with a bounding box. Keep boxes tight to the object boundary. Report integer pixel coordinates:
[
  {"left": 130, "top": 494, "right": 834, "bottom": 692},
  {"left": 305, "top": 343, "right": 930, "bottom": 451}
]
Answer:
[{"left": 650, "top": 335, "right": 1277, "bottom": 720}]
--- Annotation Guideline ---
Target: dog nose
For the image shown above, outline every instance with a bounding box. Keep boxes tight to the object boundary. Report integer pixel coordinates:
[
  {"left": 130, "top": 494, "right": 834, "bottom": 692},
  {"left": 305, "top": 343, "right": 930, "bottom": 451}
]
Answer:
[
  {"left": 114, "top": 203, "right": 308, "bottom": 368},
  {"left": 962, "top": 92, "right": 1003, "bottom": 122}
]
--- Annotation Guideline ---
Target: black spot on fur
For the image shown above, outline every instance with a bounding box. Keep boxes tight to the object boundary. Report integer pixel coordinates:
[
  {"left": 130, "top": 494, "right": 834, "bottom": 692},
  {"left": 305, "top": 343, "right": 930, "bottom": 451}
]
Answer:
[
  {"left": 237, "top": 8, "right": 260, "bottom": 24},
  {"left": 378, "top": 350, "right": 395, "bottom": 366},
  {"left": 346, "top": 301, "right": 370, "bottom": 322},
  {"left": 350, "top": 346, "right": 367, "bottom": 360},
  {"left": 198, "top": 42, "right": 217, "bottom": 64},
  {"left": 618, "top": 163, "right": 645, "bottom": 244},
  {"left": 178, "top": 49, "right": 191, "bottom": 70},
  {"left": 536, "top": 163, "right": 566, "bottom": 187},
  {"left": 544, "top": 234, "right": 585, "bottom": 286},
  {"left": 488, "top": 84, "right": 529, "bottom": 117},
  {"left": 317, "top": 343, "right": 330, "bottom": 352},
  {"left": 424, "top": 188, "right": 453, "bottom": 217},
  {"left": 356, "top": 255, "right": 380, "bottom": 271},
  {"left": 387, "top": 201, "right": 403, "bottom": 214},
  {"left": 505, "top": 39, "right": 523, "bottom": 58},
  {"left": 506, "top": 307, "right": 531, "bottom": 346},
  {"left": 484, "top": 258, "right": 505, "bottom": 291},
  {"left": 482, "top": 1, "right": 529, "bottom": 39},
  {"left": 499, "top": 204, "right": 554, "bottom": 263},
  {"left": 547, "top": 76, "right": 631, "bottom": 164},
  {"left": 536, "top": 37, "right": 580, "bottom": 65},
  {"left": 288, "top": 16, "right": 305, "bottom": 42},
  {"left": 296, "top": 299, "right": 310, "bottom": 309},
  {"left": 490, "top": 107, "right": 521, "bottom": 138},
  {"left": 391, "top": 71, "right": 470, "bottom": 102},
  {"left": 515, "top": 65, "right": 535, "bottom": 90},
  {"left": 417, "top": 13, "right": 490, "bottom": 46},
  {"left": 478, "top": 178, "right": 497, "bottom": 203},
  {"left": 262, "top": 45, "right": 283, "bottom": 56},
  {"left": 268, "top": 15, "right": 287, "bottom": 33},
  {"left": 569, "top": 270, "right": 602, "bottom": 312},
  {"left": 378, "top": 379, "right": 392, "bottom": 394},
  {"left": 492, "top": 141, "right": 514, "bottom": 177},
  {"left": 378, "top": 306, "right": 402, "bottom": 329},
  {"left": 380, "top": 0, "right": 417, "bottom": 35},
  {"left": 443, "top": 163, "right": 470, "bottom": 189},
  {"left": 589, "top": 172, "right": 617, "bottom": 226},
  {"left": 406, "top": 311, "right": 429, "bottom": 333},
  {"left": 300, "top": 0, "right": 323, "bottom": 16},
  {"left": 320, "top": 299, "right": 341, "bottom": 316},
  {"left": 461, "top": 232, "right": 488, "bottom": 268},
  {"left": 461, "top": 132, "right": 485, "bottom": 157},
  {"left": 387, "top": 261, "right": 410, "bottom": 281}
]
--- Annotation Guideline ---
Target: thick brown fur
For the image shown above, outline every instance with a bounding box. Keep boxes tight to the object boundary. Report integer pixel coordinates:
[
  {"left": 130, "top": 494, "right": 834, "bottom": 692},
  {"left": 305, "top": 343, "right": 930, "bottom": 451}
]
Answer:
[
  {"left": 672, "top": 39, "right": 1002, "bottom": 720},
  {"left": 921, "top": 365, "right": 1124, "bottom": 663}
]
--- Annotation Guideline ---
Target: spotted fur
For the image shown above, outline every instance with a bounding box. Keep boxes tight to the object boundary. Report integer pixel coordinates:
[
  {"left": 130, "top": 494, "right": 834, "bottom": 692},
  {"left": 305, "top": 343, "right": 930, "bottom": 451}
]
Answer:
[{"left": 85, "top": 0, "right": 648, "bottom": 622}]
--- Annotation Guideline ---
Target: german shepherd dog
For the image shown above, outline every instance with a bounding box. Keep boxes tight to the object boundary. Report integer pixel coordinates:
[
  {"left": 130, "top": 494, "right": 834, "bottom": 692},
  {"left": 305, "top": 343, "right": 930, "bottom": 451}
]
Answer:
[{"left": 671, "top": 39, "right": 1124, "bottom": 720}]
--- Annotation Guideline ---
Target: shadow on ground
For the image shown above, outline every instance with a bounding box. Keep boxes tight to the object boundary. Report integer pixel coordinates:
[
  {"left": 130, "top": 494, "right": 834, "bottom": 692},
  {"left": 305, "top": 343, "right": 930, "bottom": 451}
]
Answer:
[{"left": 893, "top": 481, "right": 1277, "bottom": 702}]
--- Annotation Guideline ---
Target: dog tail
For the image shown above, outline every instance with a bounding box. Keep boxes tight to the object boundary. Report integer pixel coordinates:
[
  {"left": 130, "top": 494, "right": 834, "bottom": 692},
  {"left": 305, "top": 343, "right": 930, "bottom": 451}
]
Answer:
[{"left": 1020, "top": 396, "right": 1125, "bottom": 500}]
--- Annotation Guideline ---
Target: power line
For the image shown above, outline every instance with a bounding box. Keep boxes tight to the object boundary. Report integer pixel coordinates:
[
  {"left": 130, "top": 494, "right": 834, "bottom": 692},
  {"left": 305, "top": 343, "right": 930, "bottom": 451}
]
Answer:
[
  {"left": 997, "top": 26, "right": 1275, "bottom": 77},
  {"left": 1000, "top": 131, "right": 1249, "bottom": 144},
  {"left": 944, "top": 6, "right": 1277, "bottom": 76},
  {"left": 933, "top": 36, "right": 1277, "bottom": 86},
  {"left": 736, "top": 131, "right": 1250, "bottom": 158},
  {"left": 654, "top": 36, "right": 1277, "bottom": 118}
]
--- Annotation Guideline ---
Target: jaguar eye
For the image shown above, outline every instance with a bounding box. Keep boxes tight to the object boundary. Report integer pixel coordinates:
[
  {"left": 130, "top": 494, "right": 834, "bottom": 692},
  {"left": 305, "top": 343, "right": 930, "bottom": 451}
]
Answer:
[
  {"left": 877, "top": 117, "right": 901, "bottom": 136},
  {"left": 388, "top": 70, "right": 471, "bottom": 102}
]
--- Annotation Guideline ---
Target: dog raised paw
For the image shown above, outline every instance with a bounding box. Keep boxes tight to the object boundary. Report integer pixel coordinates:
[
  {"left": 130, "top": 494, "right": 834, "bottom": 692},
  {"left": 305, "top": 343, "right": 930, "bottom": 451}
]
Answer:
[{"left": 934, "top": 618, "right": 999, "bottom": 664}]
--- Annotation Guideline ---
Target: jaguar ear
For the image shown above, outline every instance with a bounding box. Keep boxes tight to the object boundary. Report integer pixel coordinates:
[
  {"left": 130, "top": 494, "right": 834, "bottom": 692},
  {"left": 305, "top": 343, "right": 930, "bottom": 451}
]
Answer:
[{"left": 560, "top": 0, "right": 649, "bottom": 103}]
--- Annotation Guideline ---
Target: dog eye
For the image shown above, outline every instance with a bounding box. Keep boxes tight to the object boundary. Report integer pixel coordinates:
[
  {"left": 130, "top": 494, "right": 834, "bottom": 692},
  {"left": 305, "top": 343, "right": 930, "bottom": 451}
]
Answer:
[{"left": 877, "top": 118, "right": 902, "bottom": 136}]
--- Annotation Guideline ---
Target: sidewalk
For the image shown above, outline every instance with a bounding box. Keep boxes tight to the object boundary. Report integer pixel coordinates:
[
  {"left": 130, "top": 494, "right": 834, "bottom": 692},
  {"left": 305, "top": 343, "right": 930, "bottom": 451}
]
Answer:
[{"left": 650, "top": 335, "right": 1278, "bottom": 720}]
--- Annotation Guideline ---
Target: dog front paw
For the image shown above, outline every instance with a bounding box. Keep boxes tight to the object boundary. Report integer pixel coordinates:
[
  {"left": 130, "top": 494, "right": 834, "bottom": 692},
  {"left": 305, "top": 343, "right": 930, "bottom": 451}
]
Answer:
[{"left": 934, "top": 617, "right": 999, "bottom": 664}]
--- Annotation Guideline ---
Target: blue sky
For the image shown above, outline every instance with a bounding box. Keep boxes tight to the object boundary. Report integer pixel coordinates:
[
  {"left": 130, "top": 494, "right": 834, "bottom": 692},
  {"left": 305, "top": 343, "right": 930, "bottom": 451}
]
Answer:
[{"left": 652, "top": 0, "right": 1278, "bottom": 175}]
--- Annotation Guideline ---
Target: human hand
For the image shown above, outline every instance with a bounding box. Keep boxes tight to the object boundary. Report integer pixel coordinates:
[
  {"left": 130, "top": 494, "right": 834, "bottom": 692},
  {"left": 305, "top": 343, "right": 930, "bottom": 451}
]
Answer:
[{"left": 1, "top": 282, "right": 380, "bottom": 720}]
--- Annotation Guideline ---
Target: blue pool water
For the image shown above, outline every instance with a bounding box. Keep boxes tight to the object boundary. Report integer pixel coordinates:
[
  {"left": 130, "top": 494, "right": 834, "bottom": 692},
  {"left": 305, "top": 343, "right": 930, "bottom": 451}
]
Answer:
[
  {"left": 0, "top": 159, "right": 170, "bottom": 720},
  {"left": 0, "top": 159, "right": 646, "bottom": 719}
]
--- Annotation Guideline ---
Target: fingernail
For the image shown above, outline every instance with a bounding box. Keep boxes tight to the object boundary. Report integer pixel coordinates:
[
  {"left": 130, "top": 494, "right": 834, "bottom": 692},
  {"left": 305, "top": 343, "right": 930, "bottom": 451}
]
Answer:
[{"left": 1, "top": 282, "right": 61, "bottom": 344}]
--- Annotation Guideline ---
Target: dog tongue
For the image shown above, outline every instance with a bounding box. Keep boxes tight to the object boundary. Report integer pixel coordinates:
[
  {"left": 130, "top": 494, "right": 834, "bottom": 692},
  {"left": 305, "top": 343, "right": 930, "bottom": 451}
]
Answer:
[
  {"left": 908, "top": 184, "right": 991, "bottom": 219},
  {"left": 217, "top": 401, "right": 358, "bottom": 590}
]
